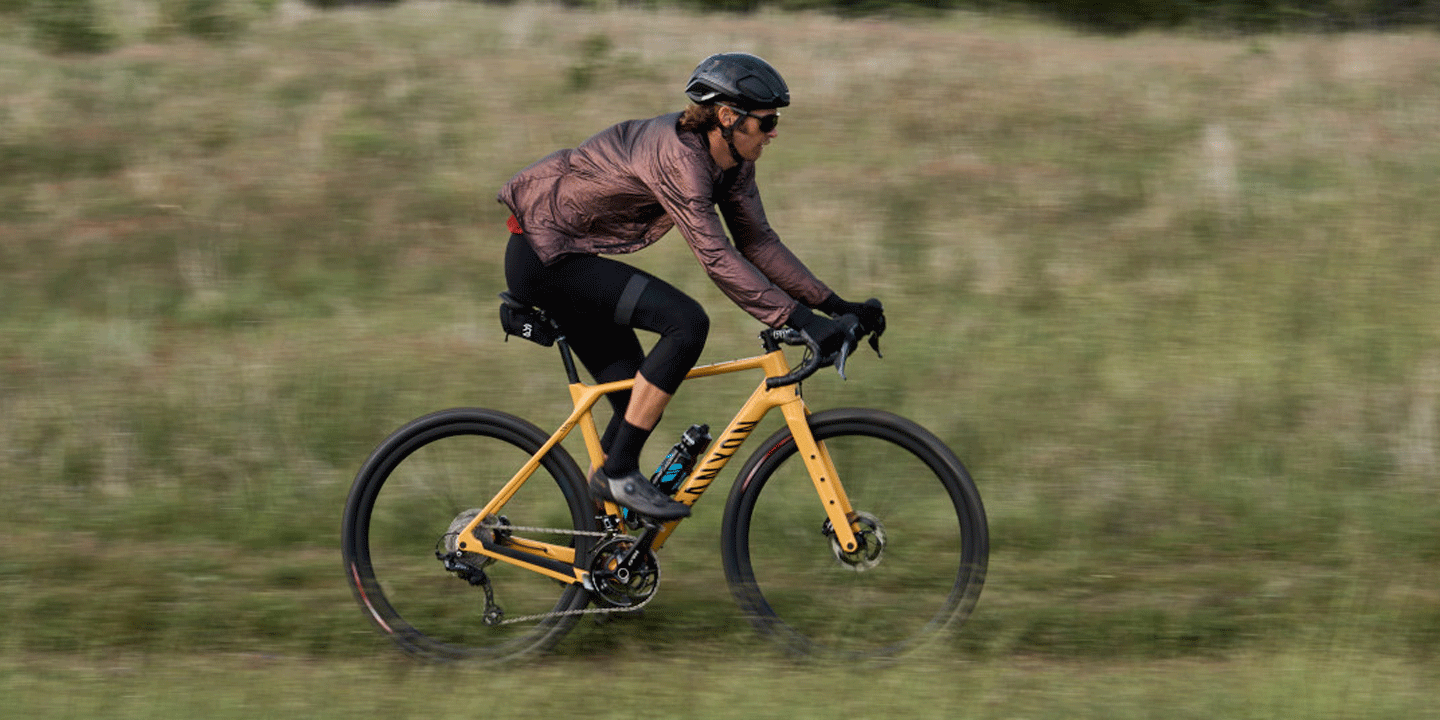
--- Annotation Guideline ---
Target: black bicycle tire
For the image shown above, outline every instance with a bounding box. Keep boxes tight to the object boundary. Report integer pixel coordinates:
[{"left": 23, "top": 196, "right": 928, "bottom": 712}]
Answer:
[
  {"left": 719, "top": 407, "right": 988, "bottom": 659},
  {"left": 341, "top": 407, "right": 595, "bottom": 662}
]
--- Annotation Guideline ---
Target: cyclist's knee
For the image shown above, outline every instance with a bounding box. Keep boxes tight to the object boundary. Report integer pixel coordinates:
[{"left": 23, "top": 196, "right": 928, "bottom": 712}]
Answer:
[
  {"left": 638, "top": 296, "right": 707, "bottom": 391},
  {"left": 666, "top": 301, "right": 708, "bottom": 360},
  {"left": 635, "top": 284, "right": 707, "bottom": 339},
  {"left": 680, "top": 303, "right": 710, "bottom": 345}
]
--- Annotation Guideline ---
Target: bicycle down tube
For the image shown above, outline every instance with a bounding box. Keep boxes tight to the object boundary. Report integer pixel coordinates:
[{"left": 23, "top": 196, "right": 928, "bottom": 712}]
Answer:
[{"left": 450, "top": 345, "right": 862, "bottom": 586}]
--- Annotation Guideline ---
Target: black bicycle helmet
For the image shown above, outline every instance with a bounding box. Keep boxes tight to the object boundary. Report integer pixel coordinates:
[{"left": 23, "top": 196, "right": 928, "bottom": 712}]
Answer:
[{"left": 684, "top": 52, "right": 790, "bottom": 110}]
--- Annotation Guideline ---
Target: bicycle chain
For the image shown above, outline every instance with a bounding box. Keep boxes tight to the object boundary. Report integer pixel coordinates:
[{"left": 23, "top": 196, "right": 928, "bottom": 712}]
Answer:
[{"left": 471, "top": 521, "right": 656, "bottom": 626}]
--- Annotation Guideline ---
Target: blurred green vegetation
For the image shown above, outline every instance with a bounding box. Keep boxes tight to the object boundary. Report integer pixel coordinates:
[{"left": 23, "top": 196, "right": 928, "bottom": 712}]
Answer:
[
  {"left": 1, "top": 3, "right": 1438, "bottom": 716},
  {"left": 11, "top": 0, "right": 1440, "bottom": 58}
]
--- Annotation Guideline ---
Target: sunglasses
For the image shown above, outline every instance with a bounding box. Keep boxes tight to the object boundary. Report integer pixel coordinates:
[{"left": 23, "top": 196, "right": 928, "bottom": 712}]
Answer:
[{"left": 725, "top": 105, "right": 781, "bottom": 133}]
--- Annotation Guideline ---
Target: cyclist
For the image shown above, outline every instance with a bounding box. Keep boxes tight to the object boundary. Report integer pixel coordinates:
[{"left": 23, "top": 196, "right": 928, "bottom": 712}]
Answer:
[{"left": 498, "top": 52, "right": 885, "bottom": 521}]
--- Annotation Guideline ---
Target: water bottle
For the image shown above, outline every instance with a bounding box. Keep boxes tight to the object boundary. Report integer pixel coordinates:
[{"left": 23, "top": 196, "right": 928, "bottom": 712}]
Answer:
[
  {"left": 651, "top": 424, "right": 711, "bottom": 498},
  {"left": 620, "top": 424, "right": 711, "bottom": 527}
]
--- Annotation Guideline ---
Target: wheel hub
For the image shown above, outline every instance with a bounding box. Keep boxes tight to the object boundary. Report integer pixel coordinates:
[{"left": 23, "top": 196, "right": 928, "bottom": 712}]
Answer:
[
  {"left": 826, "top": 511, "right": 887, "bottom": 571},
  {"left": 440, "top": 508, "right": 497, "bottom": 571}
]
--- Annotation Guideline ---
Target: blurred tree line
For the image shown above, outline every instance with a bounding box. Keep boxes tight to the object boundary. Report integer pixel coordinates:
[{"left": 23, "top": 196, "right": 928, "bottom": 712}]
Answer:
[
  {"left": 3, "top": 0, "right": 1439, "bottom": 55},
  {"left": 676, "top": 0, "right": 1440, "bottom": 30},
  {"left": 982, "top": 0, "right": 1440, "bottom": 32}
]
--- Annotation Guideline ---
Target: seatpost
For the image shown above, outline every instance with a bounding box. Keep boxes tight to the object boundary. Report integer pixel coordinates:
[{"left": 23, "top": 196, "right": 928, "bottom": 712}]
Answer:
[{"left": 556, "top": 336, "right": 581, "bottom": 384}]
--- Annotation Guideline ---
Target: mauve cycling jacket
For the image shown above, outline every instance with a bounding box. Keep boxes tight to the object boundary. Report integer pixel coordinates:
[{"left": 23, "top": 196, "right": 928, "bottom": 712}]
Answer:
[{"left": 497, "top": 112, "right": 831, "bottom": 328}]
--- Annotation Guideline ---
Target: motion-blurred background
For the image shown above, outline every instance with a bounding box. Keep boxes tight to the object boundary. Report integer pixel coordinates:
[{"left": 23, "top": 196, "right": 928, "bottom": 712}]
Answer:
[{"left": 2, "top": 1, "right": 1437, "bottom": 716}]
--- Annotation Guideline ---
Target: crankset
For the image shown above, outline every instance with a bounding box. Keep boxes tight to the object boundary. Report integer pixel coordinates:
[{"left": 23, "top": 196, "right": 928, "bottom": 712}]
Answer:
[
  {"left": 432, "top": 509, "right": 665, "bottom": 625},
  {"left": 586, "top": 535, "right": 661, "bottom": 609}
]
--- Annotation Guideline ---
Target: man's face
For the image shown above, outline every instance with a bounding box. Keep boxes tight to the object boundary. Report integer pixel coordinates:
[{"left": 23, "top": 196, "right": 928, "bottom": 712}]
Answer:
[{"left": 728, "top": 108, "right": 779, "bottom": 162}]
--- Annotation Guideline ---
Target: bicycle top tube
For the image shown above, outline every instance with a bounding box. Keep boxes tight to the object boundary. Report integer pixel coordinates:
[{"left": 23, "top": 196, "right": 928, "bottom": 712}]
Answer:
[
  {"left": 558, "top": 326, "right": 827, "bottom": 399},
  {"left": 500, "top": 291, "right": 856, "bottom": 391}
]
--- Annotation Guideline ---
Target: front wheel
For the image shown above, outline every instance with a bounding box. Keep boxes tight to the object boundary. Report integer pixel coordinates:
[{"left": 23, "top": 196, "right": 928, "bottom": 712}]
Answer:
[
  {"left": 341, "top": 408, "right": 596, "bottom": 662},
  {"left": 720, "top": 408, "right": 988, "bottom": 659}
]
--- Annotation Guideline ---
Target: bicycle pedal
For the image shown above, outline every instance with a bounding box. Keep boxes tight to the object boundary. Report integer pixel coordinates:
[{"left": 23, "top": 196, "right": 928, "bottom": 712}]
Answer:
[{"left": 597, "top": 513, "right": 625, "bottom": 534}]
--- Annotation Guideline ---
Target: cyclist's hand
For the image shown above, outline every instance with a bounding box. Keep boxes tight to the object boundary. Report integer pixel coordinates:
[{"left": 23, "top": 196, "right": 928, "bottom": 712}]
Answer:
[
  {"left": 786, "top": 306, "right": 847, "bottom": 358},
  {"left": 819, "top": 295, "right": 886, "bottom": 337}
]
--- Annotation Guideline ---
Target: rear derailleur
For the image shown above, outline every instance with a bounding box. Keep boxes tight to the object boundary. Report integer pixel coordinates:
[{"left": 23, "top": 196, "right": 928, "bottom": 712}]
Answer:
[{"left": 436, "top": 509, "right": 506, "bottom": 625}]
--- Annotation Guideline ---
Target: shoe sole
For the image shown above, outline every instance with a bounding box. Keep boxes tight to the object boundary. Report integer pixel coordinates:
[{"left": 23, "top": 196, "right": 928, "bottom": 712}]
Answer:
[{"left": 589, "top": 478, "right": 690, "bottom": 520}]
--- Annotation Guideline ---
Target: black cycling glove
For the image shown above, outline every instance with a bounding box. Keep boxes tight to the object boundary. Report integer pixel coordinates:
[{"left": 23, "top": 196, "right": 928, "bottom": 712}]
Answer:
[
  {"left": 817, "top": 294, "right": 886, "bottom": 337},
  {"left": 786, "top": 305, "right": 846, "bottom": 357}
]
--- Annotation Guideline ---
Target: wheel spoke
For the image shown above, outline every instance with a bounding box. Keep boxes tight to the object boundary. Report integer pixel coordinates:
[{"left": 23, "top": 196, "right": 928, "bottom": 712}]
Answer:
[
  {"left": 341, "top": 409, "right": 594, "bottom": 662},
  {"left": 722, "top": 409, "right": 987, "bottom": 658}
]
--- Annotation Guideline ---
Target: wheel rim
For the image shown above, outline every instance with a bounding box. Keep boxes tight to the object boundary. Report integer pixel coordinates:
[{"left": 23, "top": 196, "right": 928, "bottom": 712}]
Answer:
[
  {"left": 343, "top": 414, "right": 592, "bottom": 661},
  {"left": 727, "top": 421, "right": 985, "bottom": 658}
]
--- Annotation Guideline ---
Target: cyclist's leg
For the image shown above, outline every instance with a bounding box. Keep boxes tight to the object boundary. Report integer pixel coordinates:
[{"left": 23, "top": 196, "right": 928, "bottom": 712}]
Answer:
[
  {"left": 623, "top": 275, "right": 710, "bottom": 397},
  {"left": 598, "top": 275, "right": 709, "bottom": 476},
  {"left": 504, "top": 233, "right": 709, "bottom": 456},
  {"left": 506, "top": 234, "right": 640, "bottom": 444},
  {"left": 569, "top": 275, "right": 706, "bottom": 518}
]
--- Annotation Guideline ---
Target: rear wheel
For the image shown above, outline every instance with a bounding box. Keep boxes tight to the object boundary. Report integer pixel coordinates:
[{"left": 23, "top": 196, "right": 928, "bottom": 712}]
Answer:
[
  {"left": 341, "top": 408, "right": 595, "bottom": 661},
  {"left": 721, "top": 408, "right": 987, "bottom": 658}
]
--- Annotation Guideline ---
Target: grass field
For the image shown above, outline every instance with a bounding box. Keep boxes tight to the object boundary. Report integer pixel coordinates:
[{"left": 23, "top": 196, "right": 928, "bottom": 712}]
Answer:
[{"left": 2, "top": 1, "right": 1438, "bottom": 716}]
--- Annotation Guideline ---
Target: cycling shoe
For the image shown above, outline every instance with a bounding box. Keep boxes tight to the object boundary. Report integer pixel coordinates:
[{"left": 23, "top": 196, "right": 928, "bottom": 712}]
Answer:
[{"left": 589, "top": 468, "right": 691, "bottom": 521}]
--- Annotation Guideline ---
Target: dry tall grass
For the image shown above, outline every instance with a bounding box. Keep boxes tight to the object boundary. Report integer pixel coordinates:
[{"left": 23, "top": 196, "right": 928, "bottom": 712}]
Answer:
[{"left": 2, "top": 4, "right": 1438, "bottom": 713}]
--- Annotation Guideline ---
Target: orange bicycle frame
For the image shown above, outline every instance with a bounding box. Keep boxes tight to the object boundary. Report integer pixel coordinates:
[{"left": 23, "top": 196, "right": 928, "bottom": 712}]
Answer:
[{"left": 451, "top": 345, "right": 861, "bottom": 586}]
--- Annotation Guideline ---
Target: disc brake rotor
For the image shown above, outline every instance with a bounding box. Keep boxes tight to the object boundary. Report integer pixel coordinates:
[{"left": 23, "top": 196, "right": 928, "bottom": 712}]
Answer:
[{"left": 826, "top": 511, "right": 887, "bottom": 571}]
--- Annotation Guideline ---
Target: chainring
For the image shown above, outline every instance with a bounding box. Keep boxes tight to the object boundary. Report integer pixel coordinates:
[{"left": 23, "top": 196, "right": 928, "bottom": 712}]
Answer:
[{"left": 587, "top": 536, "right": 660, "bottom": 609}]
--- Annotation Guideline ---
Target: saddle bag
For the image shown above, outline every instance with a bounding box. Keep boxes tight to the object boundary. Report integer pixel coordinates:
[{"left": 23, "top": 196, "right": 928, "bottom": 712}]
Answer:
[{"left": 498, "top": 293, "right": 559, "bottom": 347}]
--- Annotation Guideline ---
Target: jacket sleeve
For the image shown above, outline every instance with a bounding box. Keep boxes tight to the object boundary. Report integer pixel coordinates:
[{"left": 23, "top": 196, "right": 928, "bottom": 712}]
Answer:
[
  {"left": 719, "top": 164, "right": 833, "bottom": 309},
  {"left": 645, "top": 148, "right": 814, "bottom": 328}
]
